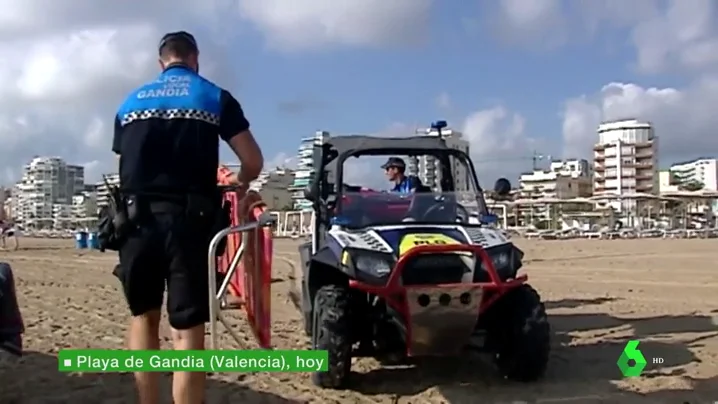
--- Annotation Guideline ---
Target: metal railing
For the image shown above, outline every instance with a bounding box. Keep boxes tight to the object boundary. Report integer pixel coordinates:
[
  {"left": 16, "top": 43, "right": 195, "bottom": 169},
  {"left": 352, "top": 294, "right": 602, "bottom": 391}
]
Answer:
[{"left": 206, "top": 211, "right": 276, "bottom": 350}]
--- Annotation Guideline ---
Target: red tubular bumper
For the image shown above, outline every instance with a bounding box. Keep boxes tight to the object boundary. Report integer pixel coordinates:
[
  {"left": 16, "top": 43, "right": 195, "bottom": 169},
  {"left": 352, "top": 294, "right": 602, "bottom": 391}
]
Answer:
[{"left": 348, "top": 244, "right": 527, "bottom": 355}]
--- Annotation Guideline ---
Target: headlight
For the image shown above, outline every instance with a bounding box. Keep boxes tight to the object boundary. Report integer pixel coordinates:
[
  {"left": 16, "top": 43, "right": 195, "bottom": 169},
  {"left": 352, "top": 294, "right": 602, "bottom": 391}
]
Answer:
[
  {"left": 355, "top": 255, "right": 392, "bottom": 276},
  {"left": 480, "top": 250, "right": 511, "bottom": 272}
]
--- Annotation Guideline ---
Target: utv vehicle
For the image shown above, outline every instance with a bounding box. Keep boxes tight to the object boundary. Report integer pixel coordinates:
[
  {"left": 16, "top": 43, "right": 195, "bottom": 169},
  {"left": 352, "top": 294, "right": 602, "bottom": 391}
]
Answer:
[{"left": 291, "top": 134, "right": 550, "bottom": 388}]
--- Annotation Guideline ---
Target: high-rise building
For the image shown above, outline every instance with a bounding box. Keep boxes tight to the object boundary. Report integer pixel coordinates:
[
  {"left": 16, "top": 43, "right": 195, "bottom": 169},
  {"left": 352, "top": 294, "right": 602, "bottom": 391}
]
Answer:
[
  {"left": 14, "top": 157, "right": 85, "bottom": 228},
  {"left": 409, "top": 126, "right": 471, "bottom": 191},
  {"left": 593, "top": 119, "right": 658, "bottom": 198},
  {"left": 289, "top": 131, "right": 330, "bottom": 211}
]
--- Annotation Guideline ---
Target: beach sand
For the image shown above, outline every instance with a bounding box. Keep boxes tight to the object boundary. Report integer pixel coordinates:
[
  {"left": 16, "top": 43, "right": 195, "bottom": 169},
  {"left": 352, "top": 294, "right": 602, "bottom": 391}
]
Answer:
[{"left": 1, "top": 237, "right": 716, "bottom": 403}]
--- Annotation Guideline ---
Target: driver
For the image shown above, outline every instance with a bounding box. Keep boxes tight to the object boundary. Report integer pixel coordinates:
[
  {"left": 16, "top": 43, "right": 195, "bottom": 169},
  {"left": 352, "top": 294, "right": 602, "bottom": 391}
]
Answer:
[{"left": 382, "top": 157, "right": 422, "bottom": 194}]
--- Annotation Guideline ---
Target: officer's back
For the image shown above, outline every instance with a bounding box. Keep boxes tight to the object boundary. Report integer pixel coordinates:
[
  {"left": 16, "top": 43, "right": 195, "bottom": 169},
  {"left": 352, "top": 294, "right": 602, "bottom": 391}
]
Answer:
[
  {"left": 111, "top": 31, "right": 263, "bottom": 404},
  {"left": 115, "top": 55, "right": 225, "bottom": 196}
]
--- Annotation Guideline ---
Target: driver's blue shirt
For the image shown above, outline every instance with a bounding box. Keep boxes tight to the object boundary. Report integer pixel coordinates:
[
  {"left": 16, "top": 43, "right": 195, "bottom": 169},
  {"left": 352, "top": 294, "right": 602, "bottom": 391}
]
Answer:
[{"left": 391, "top": 175, "right": 421, "bottom": 194}]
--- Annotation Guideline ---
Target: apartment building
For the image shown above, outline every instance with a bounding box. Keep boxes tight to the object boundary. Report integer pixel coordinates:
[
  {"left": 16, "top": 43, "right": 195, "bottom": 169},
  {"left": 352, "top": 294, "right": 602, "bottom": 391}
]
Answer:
[
  {"left": 593, "top": 119, "right": 657, "bottom": 196},
  {"left": 13, "top": 157, "right": 85, "bottom": 228},
  {"left": 72, "top": 192, "right": 98, "bottom": 218},
  {"left": 661, "top": 158, "right": 718, "bottom": 191},
  {"left": 408, "top": 126, "right": 471, "bottom": 191},
  {"left": 95, "top": 173, "right": 120, "bottom": 209},
  {"left": 0, "top": 187, "right": 9, "bottom": 220},
  {"left": 258, "top": 169, "right": 295, "bottom": 210},
  {"left": 290, "top": 131, "right": 330, "bottom": 211},
  {"left": 519, "top": 159, "right": 593, "bottom": 199}
]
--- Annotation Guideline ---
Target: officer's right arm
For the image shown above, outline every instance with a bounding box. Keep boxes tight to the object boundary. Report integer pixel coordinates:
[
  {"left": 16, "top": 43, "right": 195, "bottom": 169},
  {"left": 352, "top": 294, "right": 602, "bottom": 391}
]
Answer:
[{"left": 218, "top": 90, "right": 263, "bottom": 184}]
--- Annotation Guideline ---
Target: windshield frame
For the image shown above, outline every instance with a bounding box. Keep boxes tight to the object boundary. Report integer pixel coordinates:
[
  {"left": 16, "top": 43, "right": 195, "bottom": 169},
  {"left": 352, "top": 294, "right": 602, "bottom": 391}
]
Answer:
[{"left": 333, "top": 147, "right": 488, "bottom": 217}]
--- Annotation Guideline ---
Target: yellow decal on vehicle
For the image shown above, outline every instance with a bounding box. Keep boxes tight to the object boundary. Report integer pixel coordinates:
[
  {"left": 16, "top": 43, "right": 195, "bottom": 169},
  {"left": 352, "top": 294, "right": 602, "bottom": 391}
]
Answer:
[{"left": 398, "top": 233, "right": 464, "bottom": 256}]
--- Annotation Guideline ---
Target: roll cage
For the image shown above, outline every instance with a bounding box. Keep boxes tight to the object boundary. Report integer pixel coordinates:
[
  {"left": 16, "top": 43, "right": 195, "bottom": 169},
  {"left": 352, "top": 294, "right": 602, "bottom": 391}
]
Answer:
[{"left": 304, "top": 135, "right": 488, "bottom": 248}]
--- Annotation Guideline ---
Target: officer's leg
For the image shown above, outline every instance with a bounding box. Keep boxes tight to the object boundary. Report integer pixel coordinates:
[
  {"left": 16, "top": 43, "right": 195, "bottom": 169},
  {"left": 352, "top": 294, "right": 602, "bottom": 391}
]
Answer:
[
  {"left": 165, "top": 214, "right": 211, "bottom": 404},
  {"left": 117, "top": 223, "right": 165, "bottom": 404}
]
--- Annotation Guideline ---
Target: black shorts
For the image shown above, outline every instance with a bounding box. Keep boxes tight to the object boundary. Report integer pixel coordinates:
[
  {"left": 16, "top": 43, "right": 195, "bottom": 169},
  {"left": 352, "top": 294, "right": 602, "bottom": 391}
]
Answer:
[{"left": 116, "top": 212, "right": 212, "bottom": 330}]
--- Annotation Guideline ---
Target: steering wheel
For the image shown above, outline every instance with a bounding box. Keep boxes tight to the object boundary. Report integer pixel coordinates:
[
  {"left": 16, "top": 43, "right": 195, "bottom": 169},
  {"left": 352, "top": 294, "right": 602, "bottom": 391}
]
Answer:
[{"left": 422, "top": 200, "right": 470, "bottom": 223}]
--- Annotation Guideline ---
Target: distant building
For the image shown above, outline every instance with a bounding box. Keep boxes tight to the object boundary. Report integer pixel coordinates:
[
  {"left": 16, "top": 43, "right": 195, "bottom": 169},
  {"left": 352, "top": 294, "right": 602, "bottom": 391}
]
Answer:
[
  {"left": 258, "top": 169, "right": 294, "bottom": 210},
  {"left": 519, "top": 159, "right": 593, "bottom": 199},
  {"left": 0, "top": 187, "right": 9, "bottom": 220},
  {"left": 409, "top": 126, "right": 471, "bottom": 191},
  {"left": 72, "top": 192, "right": 97, "bottom": 219},
  {"left": 289, "top": 131, "right": 330, "bottom": 211},
  {"left": 660, "top": 158, "right": 718, "bottom": 192},
  {"left": 95, "top": 173, "right": 120, "bottom": 209},
  {"left": 593, "top": 119, "right": 658, "bottom": 198},
  {"left": 14, "top": 157, "right": 85, "bottom": 228}
]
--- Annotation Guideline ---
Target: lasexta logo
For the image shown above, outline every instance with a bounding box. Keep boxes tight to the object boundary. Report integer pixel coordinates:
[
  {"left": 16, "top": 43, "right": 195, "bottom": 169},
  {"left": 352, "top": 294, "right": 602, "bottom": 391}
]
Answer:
[{"left": 617, "top": 340, "right": 647, "bottom": 377}]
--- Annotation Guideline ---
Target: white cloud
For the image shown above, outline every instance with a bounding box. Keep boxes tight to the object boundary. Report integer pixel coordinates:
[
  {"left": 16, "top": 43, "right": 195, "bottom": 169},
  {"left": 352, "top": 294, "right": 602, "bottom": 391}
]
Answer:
[
  {"left": 0, "top": 1, "right": 241, "bottom": 184},
  {"left": 491, "top": 0, "right": 568, "bottom": 49},
  {"left": 562, "top": 77, "right": 718, "bottom": 163},
  {"left": 489, "top": 0, "right": 718, "bottom": 169},
  {"left": 238, "top": 0, "right": 433, "bottom": 51},
  {"left": 461, "top": 107, "right": 545, "bottom": 185},
  {"left": 489, "top": 0, "right": 718, "bottom": 73},
  {"left": 0, "top": 0, "right": 440, "bottom": 186},
  {"left": 630, "top": 0, "right": 718, "bottom": 73},
  {"left": 293, "top": 112, "right": 541, "bottom": 190}
]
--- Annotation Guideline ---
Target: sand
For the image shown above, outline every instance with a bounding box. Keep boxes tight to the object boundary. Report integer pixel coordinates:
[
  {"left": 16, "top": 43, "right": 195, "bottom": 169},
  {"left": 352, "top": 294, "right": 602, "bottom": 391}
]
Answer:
[{"left": 1, "top": 237, "right": 717, "bottom": 403}]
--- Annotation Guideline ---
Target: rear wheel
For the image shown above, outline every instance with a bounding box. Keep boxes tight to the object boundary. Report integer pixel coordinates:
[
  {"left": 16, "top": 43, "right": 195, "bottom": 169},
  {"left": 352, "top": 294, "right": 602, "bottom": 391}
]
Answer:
[
  {"left": 487, "top": 284, "right": 550, "bottom": 381},
  {"left": 311, "top": 285, "right": 352, "bottom": 388}
]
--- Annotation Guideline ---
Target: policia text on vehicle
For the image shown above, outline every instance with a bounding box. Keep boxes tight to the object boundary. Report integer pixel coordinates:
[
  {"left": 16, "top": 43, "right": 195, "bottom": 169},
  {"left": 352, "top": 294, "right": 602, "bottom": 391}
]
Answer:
[{"left": 98, "top": 31, "right": 264, "bottom": 404}]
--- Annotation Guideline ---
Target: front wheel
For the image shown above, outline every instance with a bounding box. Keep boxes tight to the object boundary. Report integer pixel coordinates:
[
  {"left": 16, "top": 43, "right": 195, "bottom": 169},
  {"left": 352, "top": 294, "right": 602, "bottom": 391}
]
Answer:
[
  {"left": 311, "top": 285, "right": 352, "bottom": 388},
  {"left": 487, "top": 284, "right": 550, "bottom": 381}
]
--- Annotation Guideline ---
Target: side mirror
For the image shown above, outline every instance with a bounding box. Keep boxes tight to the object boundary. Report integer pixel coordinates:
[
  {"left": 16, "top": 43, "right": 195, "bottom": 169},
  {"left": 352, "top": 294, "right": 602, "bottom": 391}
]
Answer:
[
  {"left": 303, "top": 186, "right": 315, "bottom": 202},
  {"left": 494, "top": 178, "right": 512, "bottom": 196}
]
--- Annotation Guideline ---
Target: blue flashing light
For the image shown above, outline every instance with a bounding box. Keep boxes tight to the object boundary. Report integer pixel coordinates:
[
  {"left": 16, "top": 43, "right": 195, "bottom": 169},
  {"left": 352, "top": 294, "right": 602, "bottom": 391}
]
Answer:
[{"left": 430, "top": 120, "right": 448, "bottom": 130}]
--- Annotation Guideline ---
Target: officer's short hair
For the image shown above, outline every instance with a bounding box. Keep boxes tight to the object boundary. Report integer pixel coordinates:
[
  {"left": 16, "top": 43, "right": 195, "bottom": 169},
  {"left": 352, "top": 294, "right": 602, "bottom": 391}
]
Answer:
[{"left": 158, "top": 31, "right": 198, "bottom": 60}]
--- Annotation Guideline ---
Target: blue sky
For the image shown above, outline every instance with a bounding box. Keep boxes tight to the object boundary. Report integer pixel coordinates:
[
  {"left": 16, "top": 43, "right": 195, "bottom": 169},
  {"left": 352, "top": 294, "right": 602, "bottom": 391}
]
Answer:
[
  {"left": 1, "top": 0, "right": 716, "bottom": 184},
  {"left": 205, "top": 0, "right": 718, "bottom": 182}
]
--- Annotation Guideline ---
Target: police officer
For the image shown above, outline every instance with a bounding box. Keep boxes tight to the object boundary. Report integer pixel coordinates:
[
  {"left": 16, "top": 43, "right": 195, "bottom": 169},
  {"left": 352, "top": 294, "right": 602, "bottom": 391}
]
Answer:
[
  {"left": 112, "top": 31, "right": 263, "bottom": 404},
  {"left": 381, "top": 157, "right": 423, "bottom": 193}
]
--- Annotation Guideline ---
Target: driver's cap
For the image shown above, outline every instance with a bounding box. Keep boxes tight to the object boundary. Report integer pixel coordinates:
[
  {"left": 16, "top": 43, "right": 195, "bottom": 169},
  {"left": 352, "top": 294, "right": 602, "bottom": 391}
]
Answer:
[{"left": 381, "top": 157, "right": 406, "bottom": 169}]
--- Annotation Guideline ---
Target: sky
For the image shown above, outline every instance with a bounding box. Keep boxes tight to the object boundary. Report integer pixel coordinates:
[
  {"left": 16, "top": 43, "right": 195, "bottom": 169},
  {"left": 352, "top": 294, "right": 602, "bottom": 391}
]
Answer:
[{"left": 1, "top": 0, "right": 718, "bottom": 187}]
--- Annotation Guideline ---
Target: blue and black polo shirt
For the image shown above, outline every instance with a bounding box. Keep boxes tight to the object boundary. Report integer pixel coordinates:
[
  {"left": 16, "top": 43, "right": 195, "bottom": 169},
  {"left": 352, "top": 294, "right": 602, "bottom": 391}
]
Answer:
[{"left": 113, "top": 64, "right": 249, "bottom": 196}]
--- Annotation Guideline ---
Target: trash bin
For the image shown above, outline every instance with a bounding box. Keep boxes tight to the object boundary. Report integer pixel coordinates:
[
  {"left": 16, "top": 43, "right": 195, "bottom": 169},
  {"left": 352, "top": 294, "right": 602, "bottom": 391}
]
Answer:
[
  {"left": 87, "top": 232, "right": 99, "bottom": 250},
  {"left": 74, "top": 232, "right": 87, "bottom": 249}
]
